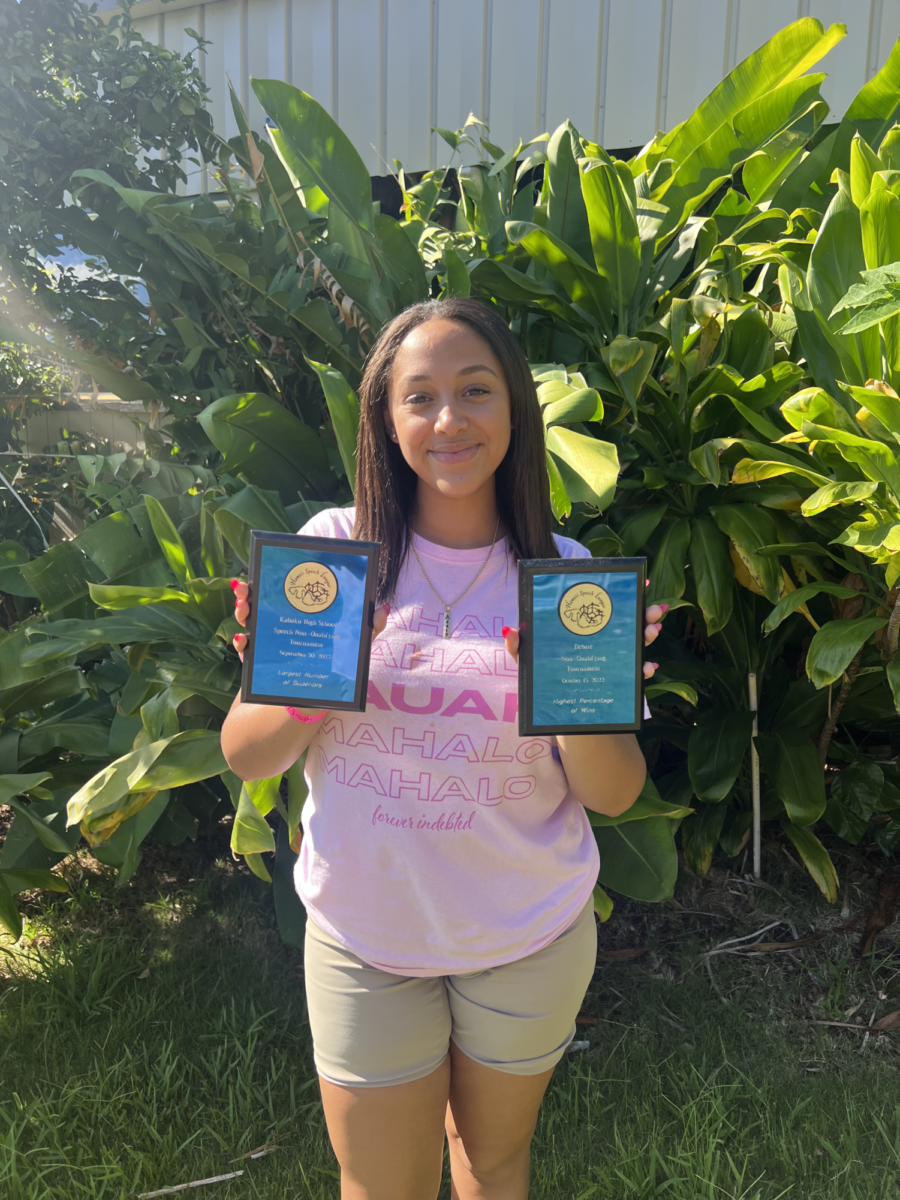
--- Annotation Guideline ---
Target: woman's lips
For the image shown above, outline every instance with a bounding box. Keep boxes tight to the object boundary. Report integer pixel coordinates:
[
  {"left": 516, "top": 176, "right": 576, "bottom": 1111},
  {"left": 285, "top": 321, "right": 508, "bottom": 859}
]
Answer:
[{"left": 428, "top": 443, "right": 480, "bottom": 464}]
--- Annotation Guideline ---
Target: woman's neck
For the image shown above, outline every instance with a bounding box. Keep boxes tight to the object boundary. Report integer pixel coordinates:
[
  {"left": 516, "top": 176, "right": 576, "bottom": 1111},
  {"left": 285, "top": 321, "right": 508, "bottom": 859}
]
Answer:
[{"left": 411, "top": 482, "right": 501, "bottom": 549}]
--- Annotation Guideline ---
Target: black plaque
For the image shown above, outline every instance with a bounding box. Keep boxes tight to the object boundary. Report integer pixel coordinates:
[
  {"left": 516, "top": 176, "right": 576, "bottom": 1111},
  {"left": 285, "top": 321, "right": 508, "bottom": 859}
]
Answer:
[{"left": 241, "top": 531, "right": 380, "bottom": 711}]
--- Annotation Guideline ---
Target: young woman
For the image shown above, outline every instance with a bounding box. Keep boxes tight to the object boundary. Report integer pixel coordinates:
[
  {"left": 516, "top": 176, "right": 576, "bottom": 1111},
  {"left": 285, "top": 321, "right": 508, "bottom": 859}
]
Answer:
[{"left": 221, "top": 299, "right": 665, "bottom": 1200}]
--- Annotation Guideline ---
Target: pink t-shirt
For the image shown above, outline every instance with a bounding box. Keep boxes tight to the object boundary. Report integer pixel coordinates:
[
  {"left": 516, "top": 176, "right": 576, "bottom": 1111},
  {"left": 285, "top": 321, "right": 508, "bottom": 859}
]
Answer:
[{"left": 294, "top": 507, "right": 601, "bottom": 976}]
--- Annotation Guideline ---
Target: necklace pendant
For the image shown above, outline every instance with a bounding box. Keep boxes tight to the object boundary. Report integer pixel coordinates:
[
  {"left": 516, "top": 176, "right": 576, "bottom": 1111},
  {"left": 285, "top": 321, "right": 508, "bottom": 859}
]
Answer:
[{"left": 441, "top": 609, "right": 452, "bottom": 638}]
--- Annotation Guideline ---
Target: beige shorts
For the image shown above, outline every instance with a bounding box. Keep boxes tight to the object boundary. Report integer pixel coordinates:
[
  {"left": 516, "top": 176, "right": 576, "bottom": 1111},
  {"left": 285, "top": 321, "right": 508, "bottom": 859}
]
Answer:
[{"left": 303, "top": 901, "right": 597, "bottom": 1088}]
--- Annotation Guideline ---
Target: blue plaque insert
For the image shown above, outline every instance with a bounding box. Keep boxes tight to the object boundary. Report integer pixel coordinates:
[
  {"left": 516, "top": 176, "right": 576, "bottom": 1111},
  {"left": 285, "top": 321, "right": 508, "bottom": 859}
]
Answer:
[{"left": 241, "top": 532, "right": 380, "bottom": 711}]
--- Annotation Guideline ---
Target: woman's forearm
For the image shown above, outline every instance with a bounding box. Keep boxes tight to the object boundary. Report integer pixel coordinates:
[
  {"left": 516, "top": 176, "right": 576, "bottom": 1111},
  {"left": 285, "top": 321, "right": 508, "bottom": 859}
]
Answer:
[
  {"left": 221, "top": 695, "right": 324, "bottom": 781},
  {"left": 556, "top": 732, "right": 646, "bottom": 816}
]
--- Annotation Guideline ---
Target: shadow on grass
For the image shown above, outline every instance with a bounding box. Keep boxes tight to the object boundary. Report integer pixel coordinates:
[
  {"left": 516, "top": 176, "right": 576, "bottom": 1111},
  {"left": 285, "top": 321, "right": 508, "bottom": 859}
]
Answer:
[{"left": 1, "top": 830, "right": 899, "bottom": 1199}]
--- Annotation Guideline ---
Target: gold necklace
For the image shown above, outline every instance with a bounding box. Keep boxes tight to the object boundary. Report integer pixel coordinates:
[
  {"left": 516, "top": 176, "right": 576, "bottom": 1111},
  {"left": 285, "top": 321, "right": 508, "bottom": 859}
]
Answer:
[{"left": 410, "top": 515, "right": 502, "bottom": 638}]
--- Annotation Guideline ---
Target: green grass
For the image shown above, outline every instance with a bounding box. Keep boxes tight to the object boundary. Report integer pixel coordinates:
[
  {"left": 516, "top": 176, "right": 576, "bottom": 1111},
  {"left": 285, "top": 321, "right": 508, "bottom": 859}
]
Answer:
[{"left": 1, "top": 843, "right": 899, "bottom": 1199}]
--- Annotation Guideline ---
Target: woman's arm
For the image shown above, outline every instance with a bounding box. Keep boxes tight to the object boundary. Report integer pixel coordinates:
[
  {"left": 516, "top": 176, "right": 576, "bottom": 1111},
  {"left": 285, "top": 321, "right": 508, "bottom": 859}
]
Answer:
[
  {"left": 221, "top": 693, "right": 324, "bottom": 781},
  {"left": 554, "top": 731, "right": 646, "bottom": 816},
  {"left": 221, "top": 580, "right": 388, "bottom": 781}
]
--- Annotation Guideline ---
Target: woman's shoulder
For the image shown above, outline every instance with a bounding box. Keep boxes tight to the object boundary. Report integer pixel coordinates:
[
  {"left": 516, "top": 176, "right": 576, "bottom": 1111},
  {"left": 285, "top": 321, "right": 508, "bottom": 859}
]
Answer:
[
  {"left": 552, "top": 533, "right": 591, "bottom": 560},
  {"left": 298, "top": 505, "right": 356, "bottom": 539}
]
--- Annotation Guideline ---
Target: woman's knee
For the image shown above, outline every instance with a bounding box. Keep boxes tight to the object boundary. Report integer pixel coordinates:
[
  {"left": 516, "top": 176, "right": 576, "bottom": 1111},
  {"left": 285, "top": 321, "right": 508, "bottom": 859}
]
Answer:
[{"left": 446, "top": 1120, "right": 532, "bottom": 1184}]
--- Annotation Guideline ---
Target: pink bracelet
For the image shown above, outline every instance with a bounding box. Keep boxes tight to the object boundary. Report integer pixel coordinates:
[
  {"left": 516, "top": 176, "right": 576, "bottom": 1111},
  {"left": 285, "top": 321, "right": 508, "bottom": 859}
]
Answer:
[{"left": 286, "top": 706, "right": 329, "bottom": 725}]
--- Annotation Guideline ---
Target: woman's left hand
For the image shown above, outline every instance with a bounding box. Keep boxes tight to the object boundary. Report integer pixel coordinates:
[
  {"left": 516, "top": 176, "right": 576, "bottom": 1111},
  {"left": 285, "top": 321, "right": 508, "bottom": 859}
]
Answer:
[{"left": 501, "top": 599, "right": 669, "bottom": 679}]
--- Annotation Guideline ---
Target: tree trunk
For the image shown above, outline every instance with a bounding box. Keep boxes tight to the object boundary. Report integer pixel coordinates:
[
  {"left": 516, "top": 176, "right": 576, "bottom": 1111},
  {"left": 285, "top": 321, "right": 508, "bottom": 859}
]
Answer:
[{"left": 817, "top": 649, "right": 863, "bottom": 767}]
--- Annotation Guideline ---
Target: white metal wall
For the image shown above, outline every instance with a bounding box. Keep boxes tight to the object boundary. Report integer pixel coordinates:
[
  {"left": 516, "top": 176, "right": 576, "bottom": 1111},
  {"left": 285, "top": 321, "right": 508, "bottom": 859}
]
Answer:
[{"left": 119, "top": 0, "right": 900, "bottom": 181}]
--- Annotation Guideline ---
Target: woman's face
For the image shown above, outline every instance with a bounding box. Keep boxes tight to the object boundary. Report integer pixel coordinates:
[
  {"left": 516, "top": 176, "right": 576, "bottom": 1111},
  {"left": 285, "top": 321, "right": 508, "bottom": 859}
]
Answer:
[{"left": 385, "top": 318, "right": 512, "bottom": 501}]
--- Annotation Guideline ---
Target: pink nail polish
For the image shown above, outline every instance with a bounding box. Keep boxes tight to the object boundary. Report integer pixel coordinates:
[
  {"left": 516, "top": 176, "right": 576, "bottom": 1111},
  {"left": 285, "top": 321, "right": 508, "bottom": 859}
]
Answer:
[
  {"left": 660, "top": 603, "right": 669, "bottom": 613},
  {"left": 230, "top": 579, "right": 238, "bottom": 590},
  {"left": 501, "top": 625, "right": 512, "bottom": 637}
]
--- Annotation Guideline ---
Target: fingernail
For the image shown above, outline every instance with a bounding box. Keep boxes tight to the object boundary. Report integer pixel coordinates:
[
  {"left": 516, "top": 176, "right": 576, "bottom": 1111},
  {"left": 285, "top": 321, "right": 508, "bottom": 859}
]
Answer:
[
  {"left": 501, "top": 625, "right": 512, "bottom": 637},
  {"left": 385, "top": 603, "right": 391, "bottom": 614},
  {"left": 230, "top": 579, "right": 238, "bottom": 590},
  {"left": 652, "top": 662, "right": 659, "bottom": 669},
  {"left": 660, "top": 603, "right": 669, "bottom": 613}
]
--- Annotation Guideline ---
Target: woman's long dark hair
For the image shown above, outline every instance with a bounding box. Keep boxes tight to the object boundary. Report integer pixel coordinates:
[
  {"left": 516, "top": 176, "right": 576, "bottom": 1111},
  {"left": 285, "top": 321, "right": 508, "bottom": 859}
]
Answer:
[{"left": 353, "top": 298, "right": 558, "bottom": 603}]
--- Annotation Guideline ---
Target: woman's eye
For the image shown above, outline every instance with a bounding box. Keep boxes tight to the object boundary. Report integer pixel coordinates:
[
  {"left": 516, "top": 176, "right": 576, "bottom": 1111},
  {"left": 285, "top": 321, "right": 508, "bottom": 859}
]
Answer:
[
  {"left": 405, "top": 393, "right": 431, "bottom": 405},
  {"left": 463, "top": 385, "right": 489, "bottom": 398}
]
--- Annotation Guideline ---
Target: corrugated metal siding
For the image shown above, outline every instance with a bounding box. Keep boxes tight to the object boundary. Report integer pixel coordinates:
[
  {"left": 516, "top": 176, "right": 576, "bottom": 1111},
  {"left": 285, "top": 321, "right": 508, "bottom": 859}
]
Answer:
[{"left": 121, "top": 0, "right": 900, "bottom": 178}]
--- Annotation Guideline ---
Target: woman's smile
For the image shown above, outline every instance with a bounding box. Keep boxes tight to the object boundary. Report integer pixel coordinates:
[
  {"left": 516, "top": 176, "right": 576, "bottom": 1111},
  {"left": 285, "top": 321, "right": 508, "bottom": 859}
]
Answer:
[{"left": 428, "top": 441, "right": 481, "bottom": 464}]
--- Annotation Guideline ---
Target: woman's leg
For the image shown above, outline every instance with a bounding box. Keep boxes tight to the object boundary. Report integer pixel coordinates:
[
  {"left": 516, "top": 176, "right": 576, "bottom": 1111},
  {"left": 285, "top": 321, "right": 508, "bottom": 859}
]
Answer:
[
  {"left": 443, "top": 903, "right": 599, "bottom": 1199},
  {"left": 445, "top": 1043, "right": 554, "bottom": 1200},
  {"left": 320, "top": 1054, "right": 451, "bottom": 1200}
]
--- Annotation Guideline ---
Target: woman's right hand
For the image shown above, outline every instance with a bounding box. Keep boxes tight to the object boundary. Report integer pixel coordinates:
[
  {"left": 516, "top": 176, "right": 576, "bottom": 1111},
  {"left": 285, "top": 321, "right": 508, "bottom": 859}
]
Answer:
[{"left": 230, "top": 578, "right": 390, "bottom": 660}]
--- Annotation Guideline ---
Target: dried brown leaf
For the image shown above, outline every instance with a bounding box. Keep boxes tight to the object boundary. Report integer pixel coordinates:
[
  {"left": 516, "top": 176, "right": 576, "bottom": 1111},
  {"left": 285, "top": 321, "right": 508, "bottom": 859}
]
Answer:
[
  {"left": 245, "top": 133, "right": 265, "bottom": 182},
  {"left": 597, "top": 947, "right": 648, "bottom": 962}
]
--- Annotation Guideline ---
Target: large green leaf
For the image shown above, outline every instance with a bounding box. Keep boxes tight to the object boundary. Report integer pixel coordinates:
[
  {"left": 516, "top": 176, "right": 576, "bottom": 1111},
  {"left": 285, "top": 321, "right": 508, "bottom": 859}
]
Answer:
[
  {"left": 680, "top": 802, "right": 728, "bottom": 877},
  {"left": 594, "top": 816, "right": 678, "bottom": 902},
  {"left": 0, "top": 772, "right": 53, "bottom": 806},
  {"left": 653, "top": 75, "right": 832, "bottom": 236},
  {"left": 690, "top": 516, "right": 734, "bottom": 634},
  {"left": 212, "top": 485, "right": 295, "bottom": 564},
  {"left": 755, "top": 731, "right": 825, "bottom": 826},
  {"left": 197, "top": 392, "right": 332, "bottom": 503},
  {"left": 5, "top": 798, "right": 79, "bottom": 856},
  {"left": 545, "top": 426, "right": 618, "bottom": 510},
  {"left": 251, "top": 79, "right": 373, "bottom": 233},
  {"left": 805, "top": 617, "right": 886, "bottom": 689},
  {"left": 273, "top": 816, "right": 306, "bottom": 949},
  {"left": 143, "top": 495, "right": 192, "bottom": 588},
  {"left": 648, "top": 517, "right": 691, "bottom": 605},
  {"left": 831, "top": 35, "right": 900, "bottom": 172},
  {"left": 859, "top": 189, "right": 900, "bottom": 382},
  {"left": 232, "top": 782, "right": 277, "bottom": 856},
  {"left": 782, "top": 823, "right": 838, "bottom": 902},
  {"left": 710, "top": 504, "right": 782, "bottom": 603},
  {"left": 545, "top": 121, "right": 592, "bottom": 263},
  {"left": 688, "top": 710, "right": 755, "bottom": 801},
  {"left": 638, "top": 19, "right": 844, "bottom": 174},
  {"left": 580, "top": 163, "right": 640, "bottom": 331},
  {"left": 24, "top": 608, "right": 209, "bottom": 657},
  {"left": 541, "top": 388, "right": 604, "bottom": 427},
  {"left": 307, "top": 359, "right": 359, "bottom": 491},
  {"left": 762, "top": 582, "right": 862, "bottom": 633},
  {"left": 0, "top": 874, "right": 23, "bottom": 940},
  {"left": 586, "top": 774, "right": 693, "bottom": 827},
  {"left": 800, "top": 420, "right": 900, "bottom": 496},
  {"left": 91, "top": 790, "right": 171, "bottom": 886},
  {"left": 505, "top": 221, "right": 607, "bottom": 317},
  {"left": 67, "top": 731, "right": 226, "bottom": 843},
  {"left": 801, "top": 480, "right": 879, "bottom": 517},
  {"left": 807, "top": 185, "right": 878, "bottom": 386},
  {"left": 19, "top": 718, "right": 111, "bottom": 760}
]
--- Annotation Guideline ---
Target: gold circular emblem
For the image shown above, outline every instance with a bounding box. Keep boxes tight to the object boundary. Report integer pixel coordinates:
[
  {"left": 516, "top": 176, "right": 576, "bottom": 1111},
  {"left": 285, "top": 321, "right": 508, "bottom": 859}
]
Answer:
[
  {"left": 284, "top": 562, "right": 339, "bottom": 613},
  {"left": 558, "top": 582, "right": 613, "bottom": 636}
]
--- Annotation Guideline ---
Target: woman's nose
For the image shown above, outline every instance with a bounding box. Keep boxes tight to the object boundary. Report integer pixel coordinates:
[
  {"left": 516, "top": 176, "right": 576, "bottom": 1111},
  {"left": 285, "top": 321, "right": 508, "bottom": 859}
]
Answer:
[{"left": 434, "top": 403, "right": 466, "bottom": 434}]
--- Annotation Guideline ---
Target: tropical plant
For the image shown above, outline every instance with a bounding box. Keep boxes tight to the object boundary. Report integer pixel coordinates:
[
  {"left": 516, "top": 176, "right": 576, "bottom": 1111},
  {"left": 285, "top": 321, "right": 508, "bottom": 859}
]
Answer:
[{"left": 5, "top": 15, "right": 900, "bottom": 938}]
